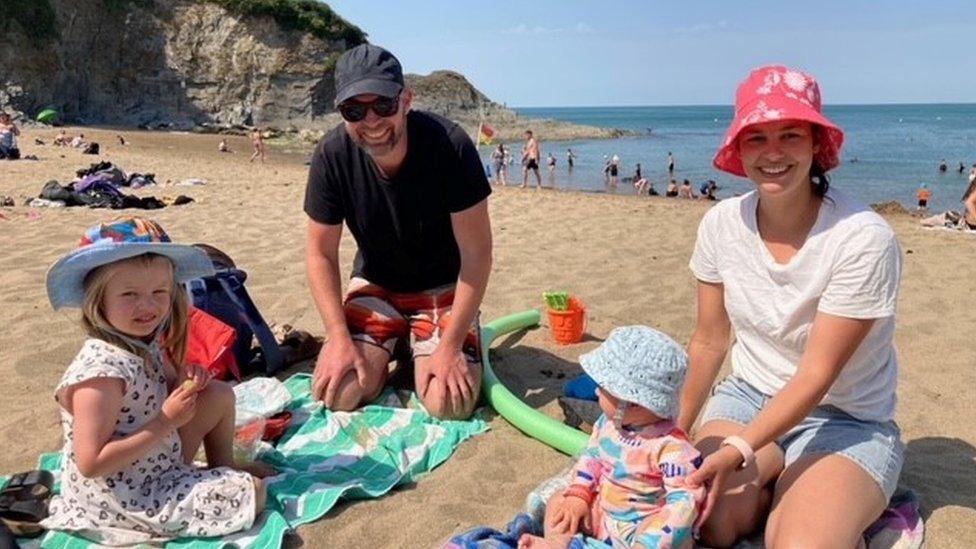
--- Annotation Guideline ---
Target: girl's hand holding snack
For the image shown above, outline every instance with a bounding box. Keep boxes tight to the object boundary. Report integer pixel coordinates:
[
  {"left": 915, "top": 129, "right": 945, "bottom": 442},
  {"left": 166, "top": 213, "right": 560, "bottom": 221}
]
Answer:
[
  {"left": 161, "top": 384, "right": 198, "bottom": 429},
  {"left": 181, "top": 363, "right": 212, "bottom": 393}
]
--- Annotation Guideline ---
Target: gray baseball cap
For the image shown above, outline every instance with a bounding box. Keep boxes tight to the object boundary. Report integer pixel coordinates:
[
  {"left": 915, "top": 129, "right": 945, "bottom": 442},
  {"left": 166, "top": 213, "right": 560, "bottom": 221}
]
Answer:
[{"left": 334, "top": 44, "right": 404, "bottom": 105}]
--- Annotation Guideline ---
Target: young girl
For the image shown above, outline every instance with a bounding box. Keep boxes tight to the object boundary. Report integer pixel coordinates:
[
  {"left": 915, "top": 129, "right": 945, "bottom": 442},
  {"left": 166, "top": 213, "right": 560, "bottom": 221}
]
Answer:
[
  {"left": 520, "top": 326, "right": 705, "bottom": 549},
  {"left": 680, "top": 65, "right": 904, "bottom": 547},
  {"left": 40, "top": 217, "right": 267, "bottom": 545}
]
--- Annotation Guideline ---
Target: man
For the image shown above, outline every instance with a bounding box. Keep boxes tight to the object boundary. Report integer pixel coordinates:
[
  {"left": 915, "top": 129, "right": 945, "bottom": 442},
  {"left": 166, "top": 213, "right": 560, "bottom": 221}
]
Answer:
[
  {"left": 521, "top": 130, "right": 541, "bottom": 188},
  {"left": 304, "top": 44, "right": 492, "bottom": 420}
]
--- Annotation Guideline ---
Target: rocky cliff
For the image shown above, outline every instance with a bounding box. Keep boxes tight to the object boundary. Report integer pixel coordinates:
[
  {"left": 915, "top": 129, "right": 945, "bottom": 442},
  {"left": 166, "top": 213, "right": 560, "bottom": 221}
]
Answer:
[
  {"left": 0, "top": 0, "right": 363, "bottom": 129},
  {"left": 0, "top": 1, "right": 620, "bottom": 139}
]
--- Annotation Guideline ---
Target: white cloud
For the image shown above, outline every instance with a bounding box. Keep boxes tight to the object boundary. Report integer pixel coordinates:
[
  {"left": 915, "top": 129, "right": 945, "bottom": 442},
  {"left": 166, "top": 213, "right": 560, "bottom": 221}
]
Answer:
[
  {"left": 673, "top": 20, "right": 729, "bottom": 33},
  {"left": 501, "top": 22, "right": 596, "bottom": 35}
]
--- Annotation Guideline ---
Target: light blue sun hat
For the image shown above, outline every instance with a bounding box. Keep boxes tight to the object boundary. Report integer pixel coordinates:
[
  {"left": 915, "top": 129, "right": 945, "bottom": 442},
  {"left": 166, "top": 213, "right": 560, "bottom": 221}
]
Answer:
[
  {"left": 579, "top": 325, "right": 688, "bottom": 419},
  {"left": 46, "top": 217, "right": 214, "bottom": 310}
]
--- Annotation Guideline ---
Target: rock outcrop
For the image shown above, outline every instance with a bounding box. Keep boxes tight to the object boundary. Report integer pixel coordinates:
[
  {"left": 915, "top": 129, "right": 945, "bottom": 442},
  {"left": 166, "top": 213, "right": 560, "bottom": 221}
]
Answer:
[
  {"left": 0, "top": 0, "right": 363, "bottom": 129},
  {"left": 1, "top": 1, "right": 620, "bottom": 139}
]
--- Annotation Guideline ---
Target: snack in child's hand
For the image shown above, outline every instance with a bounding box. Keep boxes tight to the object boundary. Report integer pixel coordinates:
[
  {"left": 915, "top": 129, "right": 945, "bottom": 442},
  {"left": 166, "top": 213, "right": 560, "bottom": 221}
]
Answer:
[{"left": 182, "top": 379, "right": 198, "bottom": 392}]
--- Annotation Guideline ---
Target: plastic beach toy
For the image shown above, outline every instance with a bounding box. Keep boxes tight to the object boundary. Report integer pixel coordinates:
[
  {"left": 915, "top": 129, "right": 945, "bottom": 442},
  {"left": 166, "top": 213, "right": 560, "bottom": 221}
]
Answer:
[
  {"left": 543, "top": 292, "right": 587, "bottom": 345},
  {"left": 480, "top": 310, "right": 588, "bottom": 455}
]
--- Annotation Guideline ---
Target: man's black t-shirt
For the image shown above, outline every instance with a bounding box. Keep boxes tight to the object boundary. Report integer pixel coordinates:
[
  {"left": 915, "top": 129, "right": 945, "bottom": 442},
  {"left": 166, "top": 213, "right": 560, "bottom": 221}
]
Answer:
[{"left": 304, "top": 111, "right": 491, "bottom": 292}]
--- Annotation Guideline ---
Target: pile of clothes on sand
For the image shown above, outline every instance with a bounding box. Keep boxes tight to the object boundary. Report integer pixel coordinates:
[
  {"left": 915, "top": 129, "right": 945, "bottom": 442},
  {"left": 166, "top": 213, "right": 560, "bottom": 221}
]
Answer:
[{"left": 26, "top": 161, "right": 194, "bottom": 210}]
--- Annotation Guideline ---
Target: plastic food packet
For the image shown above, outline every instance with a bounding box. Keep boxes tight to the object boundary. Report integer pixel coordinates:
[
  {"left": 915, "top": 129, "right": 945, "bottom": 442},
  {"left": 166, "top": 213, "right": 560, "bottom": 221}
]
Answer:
[{"left": 233, "top": 419, "right": 267, "bottom": 463}]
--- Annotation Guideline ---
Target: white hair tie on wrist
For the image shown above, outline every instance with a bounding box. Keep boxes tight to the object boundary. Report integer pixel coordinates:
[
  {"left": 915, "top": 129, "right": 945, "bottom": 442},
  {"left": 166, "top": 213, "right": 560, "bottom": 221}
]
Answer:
[{"left": 721, "top": 435, "right": 755, "bottom": 470}]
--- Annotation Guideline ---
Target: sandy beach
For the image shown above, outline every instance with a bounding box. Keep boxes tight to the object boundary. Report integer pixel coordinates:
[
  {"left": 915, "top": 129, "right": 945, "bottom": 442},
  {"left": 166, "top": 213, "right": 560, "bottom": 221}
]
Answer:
[{"left": 0, "top": 126, "right": 974, "bottom": 547}]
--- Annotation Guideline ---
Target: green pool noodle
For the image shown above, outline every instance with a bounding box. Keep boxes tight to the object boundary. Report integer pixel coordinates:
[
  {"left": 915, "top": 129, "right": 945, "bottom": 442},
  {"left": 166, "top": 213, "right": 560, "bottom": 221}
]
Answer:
[{"left": 480, "top": 309, "right": 588, "bottom": 455}]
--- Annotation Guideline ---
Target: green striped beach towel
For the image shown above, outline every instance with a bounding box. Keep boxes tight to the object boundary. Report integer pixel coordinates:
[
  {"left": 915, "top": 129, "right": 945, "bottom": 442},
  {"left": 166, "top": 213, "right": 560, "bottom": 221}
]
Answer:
[{"left": 5, "top": 373, "right": 487, "bottom": 548}]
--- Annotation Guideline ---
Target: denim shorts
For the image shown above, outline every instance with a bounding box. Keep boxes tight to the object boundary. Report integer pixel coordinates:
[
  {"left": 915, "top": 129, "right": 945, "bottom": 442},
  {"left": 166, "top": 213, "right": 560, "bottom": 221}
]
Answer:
[{"left": 699, "top": 375, "right": 904, "bottom": 500}]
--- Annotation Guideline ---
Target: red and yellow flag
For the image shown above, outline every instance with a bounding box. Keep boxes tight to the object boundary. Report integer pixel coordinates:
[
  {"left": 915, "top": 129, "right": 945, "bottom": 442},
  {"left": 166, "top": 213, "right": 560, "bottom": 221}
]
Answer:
[{"left": 478, "top": 122, "right": 495, "bottom": 145}]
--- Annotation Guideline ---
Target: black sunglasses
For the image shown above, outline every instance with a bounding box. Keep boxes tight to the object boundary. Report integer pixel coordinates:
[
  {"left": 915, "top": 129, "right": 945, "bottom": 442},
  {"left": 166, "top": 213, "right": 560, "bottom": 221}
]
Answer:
[{"left": 338, "top": 94, "right": 400, "bottom": 122}]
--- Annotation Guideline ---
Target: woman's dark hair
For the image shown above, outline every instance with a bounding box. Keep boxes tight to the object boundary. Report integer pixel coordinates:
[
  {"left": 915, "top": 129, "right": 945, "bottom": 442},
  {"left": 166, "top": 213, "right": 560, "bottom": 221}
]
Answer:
[{"left": 810, "top": 125, "right": 831, "bottom": 198}]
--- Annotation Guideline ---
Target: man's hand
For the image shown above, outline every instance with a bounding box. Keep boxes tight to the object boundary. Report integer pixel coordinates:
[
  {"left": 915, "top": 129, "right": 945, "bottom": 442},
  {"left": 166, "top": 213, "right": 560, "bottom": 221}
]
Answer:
[
  {"left": 424, "top": 345, "right": 476, "bottom": 412},
  {"left": 312, "top": 335, "right": 368, "bottom": 408}
]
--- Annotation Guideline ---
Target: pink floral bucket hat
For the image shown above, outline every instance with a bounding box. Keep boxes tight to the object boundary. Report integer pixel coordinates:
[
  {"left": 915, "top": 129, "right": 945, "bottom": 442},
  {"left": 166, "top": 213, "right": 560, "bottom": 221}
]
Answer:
[{"left": 713, "top": 65, "right": 845, "bottom": 177}]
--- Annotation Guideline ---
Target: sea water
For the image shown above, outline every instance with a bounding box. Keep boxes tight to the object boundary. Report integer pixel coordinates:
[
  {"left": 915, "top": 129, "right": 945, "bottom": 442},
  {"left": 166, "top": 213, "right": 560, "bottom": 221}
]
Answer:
[{"left": 484, "top": 104, "right": 976, "bottom": 213}]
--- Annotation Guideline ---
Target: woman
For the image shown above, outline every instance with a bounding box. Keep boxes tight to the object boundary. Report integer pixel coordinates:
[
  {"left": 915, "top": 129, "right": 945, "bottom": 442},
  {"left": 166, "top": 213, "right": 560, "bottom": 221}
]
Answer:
[
  {"left": 249, "top": 128, "right": 266, "bottom": 163},
  {"left": 678, "top": 65, "right": 904, "bottom": 548},
  {"left": 0, "top": 112, "right": 21, "bottom": 160}
]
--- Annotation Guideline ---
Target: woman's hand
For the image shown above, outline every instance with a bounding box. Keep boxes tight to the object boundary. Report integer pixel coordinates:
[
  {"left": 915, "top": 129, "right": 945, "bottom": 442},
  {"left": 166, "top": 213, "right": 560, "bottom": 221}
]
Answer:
[{"left": 685, "top": 444, "right": 745, "bottom": 524}]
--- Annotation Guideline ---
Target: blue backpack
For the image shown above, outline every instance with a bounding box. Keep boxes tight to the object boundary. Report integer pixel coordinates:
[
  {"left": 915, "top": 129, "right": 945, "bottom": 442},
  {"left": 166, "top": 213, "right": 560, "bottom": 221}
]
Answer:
[{"left": 186, "top": 245, "right": 284, "bottom": 376}]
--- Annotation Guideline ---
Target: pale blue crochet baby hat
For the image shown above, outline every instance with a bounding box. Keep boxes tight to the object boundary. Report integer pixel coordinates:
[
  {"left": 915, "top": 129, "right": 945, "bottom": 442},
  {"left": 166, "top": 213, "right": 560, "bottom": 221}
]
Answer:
[{"left": 579, "top": 325, "right": 688, "bottom": 419}]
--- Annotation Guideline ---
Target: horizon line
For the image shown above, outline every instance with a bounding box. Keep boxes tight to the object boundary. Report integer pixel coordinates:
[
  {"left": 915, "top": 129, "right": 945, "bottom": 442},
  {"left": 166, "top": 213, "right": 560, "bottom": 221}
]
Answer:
[{"left": 512, "top": 101, "right": 976, "bottom": 109}]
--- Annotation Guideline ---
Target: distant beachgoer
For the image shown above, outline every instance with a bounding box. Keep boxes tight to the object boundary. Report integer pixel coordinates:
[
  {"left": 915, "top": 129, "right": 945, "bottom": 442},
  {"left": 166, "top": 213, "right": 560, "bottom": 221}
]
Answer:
[
  {"left": 0, "top": 112, "right": 21, "bottom": 160},
  {"left": 916, "top": 183, "right": 931, "bottom": 212},
  {"left": 71, "top": 134, "right": 86, "bottom": 148},
  {"left": 634, "top": 177, "right": 651, "bottom": 195},
  {"left": 609, "top": 154, "right": 620, "bottom": 187},
  {"left": 634, "top": 162, "right": 642, "bottom": 181},
  {"left": 958, "top": 161, "right": 965, "bottom": 173},
  {"left": 667, "top": 151, "right": 675, "bottom": 174},
  {"left": 249, "top": 129, "right": 266, "bottom": 163},
  {"left": 53, "top": 129, "right": 70, "bottom": 147},
  {"left": 679, "top": 179, "right": 696, "bottom": 199},
  {"left": 117, "top": 134, "right": 127, "bottom": 146},
  {"left": 938, "top": 158, "right": 947, "bottom": 172},
  {"left": 683, "top": 64, "right": 905, "bottom": 548},
  {"left": 491, "top": 143, "right": 507, "bottom": 186},
  {"left": 699, "top": 179, "right": 718, "bottom": 201},
  {"left": 521, "top": 130, "right": 541, "bottom": 188},
  {"left": 218, "top": 138, "right": 233, "bottom": 153},
  {"left": 963, "top": 171, "right": 976, "bottom": 230},
  {"left": 546, "top": 152, "right": 557, "bottom": 187},
  {"left": 566, "top": 148, "right": 576, "bottom": 169},
  {"left": 666, "top": 179, "right": 678, "bottom": 197}
]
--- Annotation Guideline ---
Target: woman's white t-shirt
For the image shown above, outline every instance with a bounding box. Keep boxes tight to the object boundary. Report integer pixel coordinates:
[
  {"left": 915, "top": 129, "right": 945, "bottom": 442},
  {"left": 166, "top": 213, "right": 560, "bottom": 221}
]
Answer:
[{"left": 689, "top": 188, "right": 901, "bottom": 422}]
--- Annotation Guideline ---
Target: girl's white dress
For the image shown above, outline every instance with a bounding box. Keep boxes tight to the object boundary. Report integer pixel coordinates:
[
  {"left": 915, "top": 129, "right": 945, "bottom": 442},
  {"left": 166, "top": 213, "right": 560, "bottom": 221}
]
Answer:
[{"left": 40, "top": 339, "right": 256, "bottom": 546}]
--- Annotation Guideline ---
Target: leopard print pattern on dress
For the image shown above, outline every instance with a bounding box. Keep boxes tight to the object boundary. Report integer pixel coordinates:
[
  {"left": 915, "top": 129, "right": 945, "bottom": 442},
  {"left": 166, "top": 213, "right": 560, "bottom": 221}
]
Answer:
[{"left": 39, "top": 339, "right": 256, "bottom": 545}]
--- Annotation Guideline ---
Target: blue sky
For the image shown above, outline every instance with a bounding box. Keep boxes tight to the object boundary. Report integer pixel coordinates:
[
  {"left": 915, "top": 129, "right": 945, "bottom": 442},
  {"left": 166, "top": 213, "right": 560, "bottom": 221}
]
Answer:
[{"left": 325, "top": 0, "right": 974, "bottom": 107}]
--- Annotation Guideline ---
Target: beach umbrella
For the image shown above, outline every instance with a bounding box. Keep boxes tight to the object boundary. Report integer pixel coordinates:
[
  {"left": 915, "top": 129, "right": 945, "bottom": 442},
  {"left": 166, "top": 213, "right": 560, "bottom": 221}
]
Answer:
[{"left": 36, "top": 108, "right": 58, "bottom": 124}]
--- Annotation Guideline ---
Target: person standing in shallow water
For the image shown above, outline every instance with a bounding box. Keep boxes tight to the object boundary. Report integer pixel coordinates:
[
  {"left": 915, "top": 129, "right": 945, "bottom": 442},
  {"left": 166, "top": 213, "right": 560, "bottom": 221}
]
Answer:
[
  {"left": 680, "top": 65, "right": 905, "bottom": 548},
  {"left": 522, "top": 130, "right": 542, "bottom": 188}
]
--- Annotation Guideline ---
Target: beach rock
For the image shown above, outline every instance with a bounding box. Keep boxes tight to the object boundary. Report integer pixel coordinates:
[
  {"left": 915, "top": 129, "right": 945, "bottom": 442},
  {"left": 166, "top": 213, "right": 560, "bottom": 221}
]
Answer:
[
  {"left": 407, "top": 71, "right": 627, "bottom": 141},
  {"left": 0, "top": 1, "right": 620, "bottom": 139},
  {"left": 0, "top": 0, "right": 360, "bottom": 129},
  {"left": 871, "top": 201, "right": 910, "bottom": 215}
]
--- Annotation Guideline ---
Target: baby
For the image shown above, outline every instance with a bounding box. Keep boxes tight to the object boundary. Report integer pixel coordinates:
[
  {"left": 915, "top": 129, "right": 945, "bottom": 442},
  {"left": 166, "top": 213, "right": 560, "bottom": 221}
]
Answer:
[{"left": 521, "top": 326, "right": 705, "bottom": 548}]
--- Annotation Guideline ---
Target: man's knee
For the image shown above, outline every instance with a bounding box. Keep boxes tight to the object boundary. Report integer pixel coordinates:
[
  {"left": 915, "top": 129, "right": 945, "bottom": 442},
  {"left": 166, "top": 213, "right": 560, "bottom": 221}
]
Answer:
[
  {"left": 419, "top": 378, "right": 477, "bottom": 420},
  {"left": 326, "top": 368, "right": 386, "bottom": 412}
]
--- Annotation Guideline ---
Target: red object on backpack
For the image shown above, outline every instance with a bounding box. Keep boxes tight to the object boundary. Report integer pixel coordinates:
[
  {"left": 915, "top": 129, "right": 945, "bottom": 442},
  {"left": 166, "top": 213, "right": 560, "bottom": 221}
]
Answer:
[{"left": 187, "top": 307, "right": 240, "bottom": 380}]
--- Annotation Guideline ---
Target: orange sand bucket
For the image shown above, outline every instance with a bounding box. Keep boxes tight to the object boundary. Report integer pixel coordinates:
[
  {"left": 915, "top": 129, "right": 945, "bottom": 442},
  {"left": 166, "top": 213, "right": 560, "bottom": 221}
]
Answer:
[{"left": 547, "top": 296, "right": 587, "bottom": 345}]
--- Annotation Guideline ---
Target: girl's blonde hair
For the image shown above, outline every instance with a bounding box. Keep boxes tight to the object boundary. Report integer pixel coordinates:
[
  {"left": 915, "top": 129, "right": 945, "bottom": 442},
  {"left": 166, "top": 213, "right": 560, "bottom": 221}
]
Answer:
[{"left": 80, "top": 253, "right": 189, "bottom": 369}]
